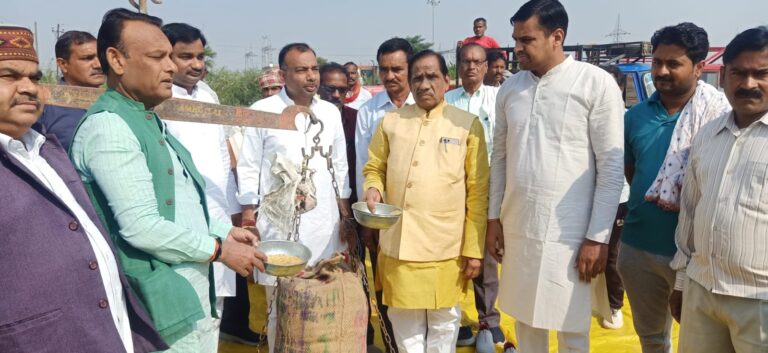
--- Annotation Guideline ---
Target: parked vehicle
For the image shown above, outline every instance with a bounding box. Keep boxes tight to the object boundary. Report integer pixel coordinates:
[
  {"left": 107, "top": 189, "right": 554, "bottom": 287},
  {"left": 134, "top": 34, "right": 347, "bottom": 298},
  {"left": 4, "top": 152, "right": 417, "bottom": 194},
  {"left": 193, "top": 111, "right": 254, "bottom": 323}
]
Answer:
[{"left": 462, "top": 41, "right": 724, "bottom": 108}]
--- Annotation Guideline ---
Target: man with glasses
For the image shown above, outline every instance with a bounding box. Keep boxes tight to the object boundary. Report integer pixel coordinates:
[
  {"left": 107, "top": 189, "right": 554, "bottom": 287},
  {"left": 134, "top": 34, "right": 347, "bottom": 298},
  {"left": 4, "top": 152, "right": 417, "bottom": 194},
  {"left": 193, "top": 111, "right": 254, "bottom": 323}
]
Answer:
[{"left": 319, "top": 62, "right": 359, "bottom": 205}]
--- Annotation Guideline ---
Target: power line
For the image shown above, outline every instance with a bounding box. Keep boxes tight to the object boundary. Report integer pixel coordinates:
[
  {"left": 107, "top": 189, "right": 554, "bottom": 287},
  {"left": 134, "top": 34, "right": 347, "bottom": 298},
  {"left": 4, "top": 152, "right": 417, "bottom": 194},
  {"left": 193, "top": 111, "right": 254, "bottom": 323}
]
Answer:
[{"left": 606, "top": 14, "right": 630, "bottom": 43}]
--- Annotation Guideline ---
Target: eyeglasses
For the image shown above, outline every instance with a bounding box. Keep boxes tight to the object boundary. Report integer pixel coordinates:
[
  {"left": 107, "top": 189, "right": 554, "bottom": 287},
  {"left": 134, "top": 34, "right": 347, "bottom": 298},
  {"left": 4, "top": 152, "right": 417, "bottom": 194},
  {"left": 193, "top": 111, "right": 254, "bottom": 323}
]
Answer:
[
  {"left": 320, "top": 85, "right": 349, "bottom": 95},
  {"left": 460, "top": 59, "right": 487, "bottom": 67}
]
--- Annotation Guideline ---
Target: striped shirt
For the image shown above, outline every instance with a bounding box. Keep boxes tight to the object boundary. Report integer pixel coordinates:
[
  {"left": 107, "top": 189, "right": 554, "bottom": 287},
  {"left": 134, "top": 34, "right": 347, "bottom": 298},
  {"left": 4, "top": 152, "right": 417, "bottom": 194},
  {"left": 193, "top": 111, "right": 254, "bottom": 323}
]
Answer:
[{"left": 671, "top": 110, "right": 768, "bottom": 300}]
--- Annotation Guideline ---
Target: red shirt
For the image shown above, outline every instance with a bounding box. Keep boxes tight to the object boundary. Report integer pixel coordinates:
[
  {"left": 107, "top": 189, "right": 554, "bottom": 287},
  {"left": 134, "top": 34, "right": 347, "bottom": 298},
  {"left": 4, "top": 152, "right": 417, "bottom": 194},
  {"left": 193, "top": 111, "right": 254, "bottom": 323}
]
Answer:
[{"left": 462, "top": 35, "right": 501, "bottom": 49}]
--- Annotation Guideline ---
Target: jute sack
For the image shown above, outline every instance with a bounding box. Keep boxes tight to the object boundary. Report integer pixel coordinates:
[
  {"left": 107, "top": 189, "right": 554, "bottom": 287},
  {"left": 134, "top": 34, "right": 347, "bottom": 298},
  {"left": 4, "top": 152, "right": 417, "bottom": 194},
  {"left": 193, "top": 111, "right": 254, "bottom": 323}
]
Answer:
[{"left": 274, "top": 254, "right": 368, "bottom": 353}]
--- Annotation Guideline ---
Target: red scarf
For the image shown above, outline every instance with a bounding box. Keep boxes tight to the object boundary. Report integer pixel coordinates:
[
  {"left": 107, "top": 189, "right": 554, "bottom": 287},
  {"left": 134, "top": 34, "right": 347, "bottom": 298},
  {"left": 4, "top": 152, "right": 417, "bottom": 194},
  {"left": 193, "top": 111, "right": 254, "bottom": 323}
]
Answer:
[{"left": 344, "top": 83, "right": 360, "bottom": 104}]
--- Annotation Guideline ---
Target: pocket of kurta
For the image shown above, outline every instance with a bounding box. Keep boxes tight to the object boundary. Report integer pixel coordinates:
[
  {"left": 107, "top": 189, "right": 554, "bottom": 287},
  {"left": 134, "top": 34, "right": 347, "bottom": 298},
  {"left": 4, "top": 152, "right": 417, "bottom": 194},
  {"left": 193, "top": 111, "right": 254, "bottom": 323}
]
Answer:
[
  {"left": 0, "top": 308, "right": 62, "bottom": 336},
  {"left": 737, "top": 161, "right": 768, "bottom": 212},
  {"left": 437, "top": 143, "right": 465, "bottom": 182}
]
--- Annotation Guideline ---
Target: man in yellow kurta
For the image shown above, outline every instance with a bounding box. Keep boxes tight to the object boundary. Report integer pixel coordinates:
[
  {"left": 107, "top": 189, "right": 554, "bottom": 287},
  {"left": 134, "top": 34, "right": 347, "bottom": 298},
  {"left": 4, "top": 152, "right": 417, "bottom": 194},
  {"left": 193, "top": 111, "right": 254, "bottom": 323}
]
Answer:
[{"left": 362, "top": 50, "right": 489, "bottom": 353}]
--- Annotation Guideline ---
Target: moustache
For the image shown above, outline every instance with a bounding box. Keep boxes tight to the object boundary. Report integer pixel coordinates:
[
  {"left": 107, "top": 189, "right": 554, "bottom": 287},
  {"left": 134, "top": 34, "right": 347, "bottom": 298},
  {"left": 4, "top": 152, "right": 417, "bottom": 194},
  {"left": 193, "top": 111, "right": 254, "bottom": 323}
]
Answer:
[
  {"left": 735, "top": 88, "right": 763, "bottom": 99},
  {"left": 12, "top": 96, "right": 40, "bottom": 108},
  {"left": 654, "top": 76, "right": 673, "bottom": 83}
]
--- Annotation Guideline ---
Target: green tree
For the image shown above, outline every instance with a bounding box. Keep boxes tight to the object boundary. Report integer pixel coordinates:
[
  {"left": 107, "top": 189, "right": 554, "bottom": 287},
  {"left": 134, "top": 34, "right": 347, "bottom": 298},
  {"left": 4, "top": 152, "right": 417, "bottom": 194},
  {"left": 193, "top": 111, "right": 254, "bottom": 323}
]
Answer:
[
  {"left": 205, "top": 68, "right": 262, "bottom": 106},
  {"left": 405, "top": 35, "right": 433, "bottom": 53},
  {"left": 40, "top": 68, "right": 58, "bottom": 84},
  {"left": 448, "top": 63, "right": 457, "bottom": 81},
  {"left": 204, "top": 46, "right": 217, "bottom": 70},
  {"left": 317, "top": 56, "right": 328, "bottom": 66}
]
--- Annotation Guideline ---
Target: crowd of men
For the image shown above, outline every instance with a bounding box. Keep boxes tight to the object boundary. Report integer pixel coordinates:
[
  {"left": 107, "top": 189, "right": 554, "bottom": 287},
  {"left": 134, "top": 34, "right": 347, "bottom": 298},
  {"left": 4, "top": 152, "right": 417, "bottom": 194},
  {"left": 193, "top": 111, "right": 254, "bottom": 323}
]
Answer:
[{"left": 1, "top": 0, "right": 767, "bottom": 352}]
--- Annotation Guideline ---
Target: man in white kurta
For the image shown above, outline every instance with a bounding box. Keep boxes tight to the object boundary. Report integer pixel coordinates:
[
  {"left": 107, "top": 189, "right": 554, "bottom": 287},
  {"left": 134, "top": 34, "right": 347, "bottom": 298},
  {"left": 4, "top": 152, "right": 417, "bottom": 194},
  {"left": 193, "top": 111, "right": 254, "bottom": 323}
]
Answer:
[
  {"left": 236, "top": 44, "right": 350, "bottom": 353},
  {"left": 162, "top": 22, "right": 240, "bottom": 307},
  {"left": 488, "top": 2, "right": 625, "bottom": 352}
]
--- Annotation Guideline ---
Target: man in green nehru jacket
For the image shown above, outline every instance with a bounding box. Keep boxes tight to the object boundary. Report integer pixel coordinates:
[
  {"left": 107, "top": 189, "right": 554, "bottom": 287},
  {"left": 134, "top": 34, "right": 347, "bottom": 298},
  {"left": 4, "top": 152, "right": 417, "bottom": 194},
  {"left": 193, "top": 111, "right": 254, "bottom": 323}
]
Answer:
[{"left": 69, "top": 8, "right": 267, "bottom": 353}]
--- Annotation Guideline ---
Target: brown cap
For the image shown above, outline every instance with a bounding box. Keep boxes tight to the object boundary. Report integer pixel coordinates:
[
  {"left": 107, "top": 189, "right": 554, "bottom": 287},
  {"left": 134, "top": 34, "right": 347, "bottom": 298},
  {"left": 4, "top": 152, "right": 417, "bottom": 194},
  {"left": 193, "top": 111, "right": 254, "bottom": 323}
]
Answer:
[{"left": 0, "top": 26, "right": 38, "bottom": 63}]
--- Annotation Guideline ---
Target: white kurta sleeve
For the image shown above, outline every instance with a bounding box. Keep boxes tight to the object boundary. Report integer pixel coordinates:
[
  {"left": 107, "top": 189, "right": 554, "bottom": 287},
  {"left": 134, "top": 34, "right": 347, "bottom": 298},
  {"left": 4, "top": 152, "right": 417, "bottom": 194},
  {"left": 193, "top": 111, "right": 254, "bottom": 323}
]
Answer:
[
  {"left": 488, "top": 84, "right": 509, "bottom": 219},
  {"left": 236, "top": 127, "right": 264, "bottom": 206},
  {"left": 584, "top": 76, "right": 625, "bottom": 244}
]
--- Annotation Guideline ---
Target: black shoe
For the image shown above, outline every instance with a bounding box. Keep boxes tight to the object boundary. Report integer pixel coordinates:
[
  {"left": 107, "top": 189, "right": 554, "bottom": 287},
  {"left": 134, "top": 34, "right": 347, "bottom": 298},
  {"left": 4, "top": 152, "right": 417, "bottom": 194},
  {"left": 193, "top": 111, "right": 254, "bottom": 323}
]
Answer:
[{"left": 456, "top": 325, "right": 476, "bottom": 346}]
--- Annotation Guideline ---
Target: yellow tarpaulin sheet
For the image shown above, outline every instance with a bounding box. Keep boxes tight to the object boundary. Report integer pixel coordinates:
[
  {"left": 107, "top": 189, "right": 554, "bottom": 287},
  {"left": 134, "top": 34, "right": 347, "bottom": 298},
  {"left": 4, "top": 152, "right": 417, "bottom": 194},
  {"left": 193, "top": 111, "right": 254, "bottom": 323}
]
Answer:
[{"left": 220, "top": 251, "right": 680, "bottom": 353}]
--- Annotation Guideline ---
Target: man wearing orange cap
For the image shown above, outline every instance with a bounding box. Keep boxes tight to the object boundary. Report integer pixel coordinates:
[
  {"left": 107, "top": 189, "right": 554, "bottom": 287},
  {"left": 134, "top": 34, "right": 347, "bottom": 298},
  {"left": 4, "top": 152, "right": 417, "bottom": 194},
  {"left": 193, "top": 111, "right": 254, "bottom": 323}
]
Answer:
[{"left": 0, "top": 25, "right": 166, "bottom": 353}]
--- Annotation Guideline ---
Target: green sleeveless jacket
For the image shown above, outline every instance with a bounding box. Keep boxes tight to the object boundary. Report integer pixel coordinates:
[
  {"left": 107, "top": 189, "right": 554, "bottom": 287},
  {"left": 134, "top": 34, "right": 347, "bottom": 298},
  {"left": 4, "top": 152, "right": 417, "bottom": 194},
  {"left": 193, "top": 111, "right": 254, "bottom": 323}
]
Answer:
[{"left": 71, "top": 89, "right": 217, "bottom": 343}]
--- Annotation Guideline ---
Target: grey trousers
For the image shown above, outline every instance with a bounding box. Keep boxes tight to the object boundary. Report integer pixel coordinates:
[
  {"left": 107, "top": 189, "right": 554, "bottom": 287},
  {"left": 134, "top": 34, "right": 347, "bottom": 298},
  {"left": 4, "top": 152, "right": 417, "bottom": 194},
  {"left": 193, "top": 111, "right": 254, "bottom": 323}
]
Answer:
[
  {"left": 472, "top": 246, "right": 501, "bottom": 327},
  {"left": 617, "top": 243, "right": 676, "bottom": 353}
]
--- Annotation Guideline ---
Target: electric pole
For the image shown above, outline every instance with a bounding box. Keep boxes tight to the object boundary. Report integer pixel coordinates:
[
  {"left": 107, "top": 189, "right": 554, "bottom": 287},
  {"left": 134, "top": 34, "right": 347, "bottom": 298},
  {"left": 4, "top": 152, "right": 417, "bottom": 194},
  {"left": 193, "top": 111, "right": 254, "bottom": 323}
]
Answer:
[
  {"left": 260, "top": 36, "right": 274, "bottom": 69},
  {"left": 606, "top": 14, "right": 630, "bottom": 43},
  {"left": 244, "top": 51, "right": 257, "bottom": 70},
  {"left": 52, "top": 24, "right": 65, "bottom": 78},
  {"left": 427, "top": 0, "right": 440, "bottom": 44}
]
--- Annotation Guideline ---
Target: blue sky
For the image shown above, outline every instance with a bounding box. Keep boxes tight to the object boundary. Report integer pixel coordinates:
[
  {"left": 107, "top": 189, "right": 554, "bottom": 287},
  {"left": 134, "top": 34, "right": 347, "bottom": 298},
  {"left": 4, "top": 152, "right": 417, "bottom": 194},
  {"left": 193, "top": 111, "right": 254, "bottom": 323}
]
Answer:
[{"left": 4, "top": 0, "right": 766, "bottom": 70}]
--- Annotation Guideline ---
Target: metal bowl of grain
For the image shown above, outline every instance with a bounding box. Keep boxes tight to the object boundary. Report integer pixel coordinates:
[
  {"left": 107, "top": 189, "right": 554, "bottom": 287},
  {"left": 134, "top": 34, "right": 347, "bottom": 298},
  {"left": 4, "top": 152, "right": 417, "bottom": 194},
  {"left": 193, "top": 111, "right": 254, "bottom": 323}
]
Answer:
[
  {"left": 258, "top": 240, "right": 312, "bottom": 277},
  {"left": 352, "top": 202, "right": 403, "bottom": 230}
]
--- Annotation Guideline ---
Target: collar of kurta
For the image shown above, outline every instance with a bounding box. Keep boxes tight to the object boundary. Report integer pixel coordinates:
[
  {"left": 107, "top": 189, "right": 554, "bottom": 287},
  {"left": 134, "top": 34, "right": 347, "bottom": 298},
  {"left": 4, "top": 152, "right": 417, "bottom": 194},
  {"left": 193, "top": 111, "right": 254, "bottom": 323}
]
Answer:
[
  {"left": 0, "top": 127, "right": 45, "bottom": 156},
  {"left": 717, "top": 110, "right": 768, "bottom": 135},
  {"left": 414, "top": 99, "right": 447, "bottom": 120},
  {"left": 378, "top": 91, "right": 414, "bottom": 110},
  {"left": 531, "top": 55, "right": 574, "bottom": 81},
  {"left": 459, "top": 84, "right": 486, "bottom": 98},
  {"left": 278, "top": 86, "right": 317, "bottom": 107},
  {"left": 171, "top": 83, "right": 198, "bottom": 98}
]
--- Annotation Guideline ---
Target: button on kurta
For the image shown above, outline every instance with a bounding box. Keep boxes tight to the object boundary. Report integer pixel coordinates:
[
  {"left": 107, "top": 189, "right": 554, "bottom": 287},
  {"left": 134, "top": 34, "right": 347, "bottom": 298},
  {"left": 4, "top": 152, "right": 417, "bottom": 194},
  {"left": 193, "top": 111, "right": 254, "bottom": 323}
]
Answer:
[
  {"left": 98, "top": 299, "right": 109, "bottom": 309},
  {"left": 159, "top": 139, "right": 166, "bottom": 146},
  {"left": 145, "top": 113, "right": 153, "bottom": 120},
  {"left": 165, "top": 198, "right": 173, "bottom": 206},
  {"left": 167, "top": 168, "right": 174, "bottom": 175},
  {"left": 406, "top": 182, "right": 413, "bottom": 188},
  {"left": 412, "top": 161, "right": 419, "bottom": 167},
  {"left": 68, "top": 221, "right": 79, "bottom": 231},
  {"left": 89, "top": 261, "right": 98, "bottom": 270}
]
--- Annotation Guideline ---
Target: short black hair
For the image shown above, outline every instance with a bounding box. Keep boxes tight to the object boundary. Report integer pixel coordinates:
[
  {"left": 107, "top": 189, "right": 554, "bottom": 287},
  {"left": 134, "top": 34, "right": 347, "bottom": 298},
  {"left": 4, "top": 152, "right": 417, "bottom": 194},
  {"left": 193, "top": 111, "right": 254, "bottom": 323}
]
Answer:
[
  {"left": 510, "top": 0, "right": 569, "bottom": 40},
  {"left": 723, "top": 26, "right": 768, "bottom": 65},
  {"left": 320, "top": 62, "right": 350, "bottom": 81},
  {"left": 162, "top": 22, "right": 207, "bottom": 47},
  {"left": 377, "top": 37, "right": 414, "bottom": 63},
  {"left": 55, "top": 31, "right": 96, "bottom": 60},
  {"left": 651, "top": 22, "right": 709, "bottom": 63},
  {"left": 408, "top": 49, "right": 449, "bottom": 81},
  {"left": 459, "top": 43, "right": 487, "bottom": 61},
  {"left": 278, "top": 43, "right": 316, "bottom": 69},
  {"left": 97, "top": 8, "right": 163, "bottom": 74},
  {"left": 343, "top": 61, "right": 357, "bottom": 68},
  {"left": 487, "top": 50, "right": 507, "bottom": 66},
  {"left": 474, "top": 17, "right": 487, "bottom": 25}
]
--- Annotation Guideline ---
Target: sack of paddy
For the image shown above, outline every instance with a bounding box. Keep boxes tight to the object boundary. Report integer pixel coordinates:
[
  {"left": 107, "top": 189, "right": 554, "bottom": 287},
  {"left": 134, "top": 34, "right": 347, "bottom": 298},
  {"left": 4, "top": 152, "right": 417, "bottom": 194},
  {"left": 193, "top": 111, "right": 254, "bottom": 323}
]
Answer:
[{"left": 274, "top": 253, "right": 368, "bottom": 353}]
